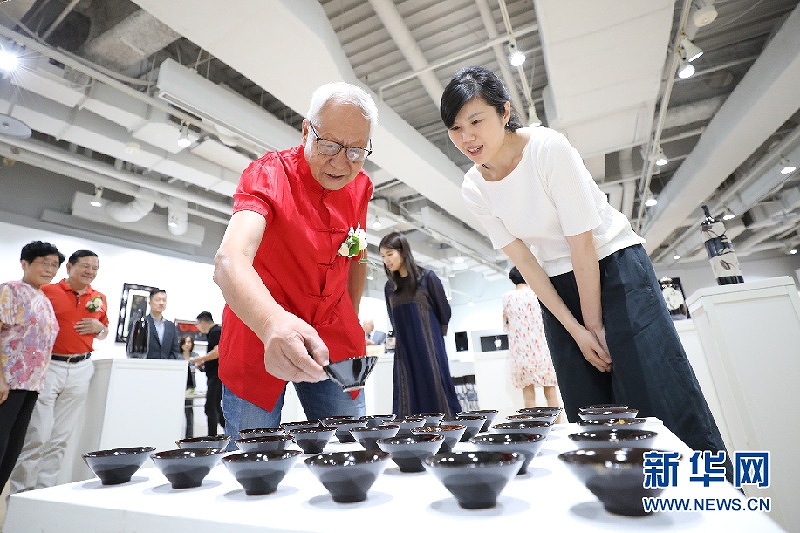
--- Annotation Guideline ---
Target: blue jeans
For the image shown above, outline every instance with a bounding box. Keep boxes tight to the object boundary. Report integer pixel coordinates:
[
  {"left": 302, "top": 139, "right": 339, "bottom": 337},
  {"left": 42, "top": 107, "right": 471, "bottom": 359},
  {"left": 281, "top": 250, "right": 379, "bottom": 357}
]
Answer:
[{"left": 222, "top": 380, "right": 366, "bottom": 450}]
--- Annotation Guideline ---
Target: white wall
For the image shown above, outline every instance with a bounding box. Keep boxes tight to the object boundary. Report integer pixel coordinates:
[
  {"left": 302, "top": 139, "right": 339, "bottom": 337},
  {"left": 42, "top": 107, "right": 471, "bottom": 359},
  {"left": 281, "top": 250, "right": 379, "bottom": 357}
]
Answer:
[{"left": 0, "top": 220, "right": 226, "bottom": 358}]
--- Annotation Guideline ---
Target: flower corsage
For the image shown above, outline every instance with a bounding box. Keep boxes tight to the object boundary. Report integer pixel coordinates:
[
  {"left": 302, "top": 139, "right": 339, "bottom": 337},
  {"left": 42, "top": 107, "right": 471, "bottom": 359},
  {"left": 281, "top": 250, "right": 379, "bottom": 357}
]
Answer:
[
  {"left": 338, "top": 225, "right": 368, "bottom": 263},
  {"left": 86, "top": 296, "right": 104, "bottom": 312}
]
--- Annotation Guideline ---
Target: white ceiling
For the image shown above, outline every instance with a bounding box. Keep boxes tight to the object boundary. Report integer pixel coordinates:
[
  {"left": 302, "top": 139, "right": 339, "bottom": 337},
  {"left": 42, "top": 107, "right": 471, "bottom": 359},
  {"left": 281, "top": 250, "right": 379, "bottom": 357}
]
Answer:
[{"left": 1, "top": 0, "right": 799, "bottom": 280}]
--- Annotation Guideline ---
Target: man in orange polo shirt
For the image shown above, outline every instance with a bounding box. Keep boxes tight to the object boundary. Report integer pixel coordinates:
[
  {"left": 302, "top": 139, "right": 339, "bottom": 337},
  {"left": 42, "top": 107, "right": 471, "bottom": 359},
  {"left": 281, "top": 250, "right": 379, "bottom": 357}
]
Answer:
[{"left": 10, "top": 249, "right": 108, "bottom": 492}]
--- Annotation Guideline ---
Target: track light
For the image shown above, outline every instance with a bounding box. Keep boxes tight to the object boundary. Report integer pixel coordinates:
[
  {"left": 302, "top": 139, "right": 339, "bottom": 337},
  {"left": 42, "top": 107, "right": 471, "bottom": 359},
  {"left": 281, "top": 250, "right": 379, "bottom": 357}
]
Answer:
[
  {"left": 508, "top": 42, "right": 525, "bottom": 67},
  {"left": 655, "top": 145, "right": 668, "bottom": 167},
  {"left": 673, "top": 254, "right": 681, "bottom": 260},
  {"left": 528, "top": 104, "right": 541, "bottom": 127},
  {"left": 645, "top": 196, "right": 658, "bottom": 207},
  {"left": 90, "top": 187, "right": 103, "bottom": 208},
  {"left": 680, "top": 36, "right": 703, "bottom": 63},
  {"left": 0, "top": 46, "right": 19, "bottom": 73},
  {"left": 780, "top": 157, "right": 797, "bottom": 175},
  {"left": 789, "top": 248, "right": 798, "bottom": 255},
  {"left": 722, "top": 210, "right": 735, "bottom": 221},
  {"left": 177, "top": 122, "right": 191, "bottom": 148},
  {"left": 678, "top": 57, "right": 695, "bottom": 79}
]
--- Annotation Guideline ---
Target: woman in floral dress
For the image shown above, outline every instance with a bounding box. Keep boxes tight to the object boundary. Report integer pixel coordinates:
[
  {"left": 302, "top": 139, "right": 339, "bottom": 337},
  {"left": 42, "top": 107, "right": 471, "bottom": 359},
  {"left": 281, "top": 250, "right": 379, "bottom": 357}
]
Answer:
[
  {"left": 0, "top": 241, "right": 62, "bottom": 490},
  {"left": 502, "top": 267, "right": 560, "bottom": 410}
]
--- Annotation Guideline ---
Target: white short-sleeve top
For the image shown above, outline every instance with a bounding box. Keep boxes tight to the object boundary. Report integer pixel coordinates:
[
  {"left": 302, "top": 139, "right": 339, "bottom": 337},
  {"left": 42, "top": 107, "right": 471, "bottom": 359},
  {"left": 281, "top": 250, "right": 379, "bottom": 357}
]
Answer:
[{"left": 462, "top": 126, "right": 644, "bottom": 277}]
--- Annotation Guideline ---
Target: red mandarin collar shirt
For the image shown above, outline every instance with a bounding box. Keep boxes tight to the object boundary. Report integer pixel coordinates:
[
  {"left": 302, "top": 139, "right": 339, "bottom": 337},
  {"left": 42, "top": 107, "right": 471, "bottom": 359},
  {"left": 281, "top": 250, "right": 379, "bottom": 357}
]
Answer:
[
  {"left": 42, "top": 279, "right": 109, "bottom": 355},
  {"left": 219, "top": 145, "right": 371, "bottom": 411}
]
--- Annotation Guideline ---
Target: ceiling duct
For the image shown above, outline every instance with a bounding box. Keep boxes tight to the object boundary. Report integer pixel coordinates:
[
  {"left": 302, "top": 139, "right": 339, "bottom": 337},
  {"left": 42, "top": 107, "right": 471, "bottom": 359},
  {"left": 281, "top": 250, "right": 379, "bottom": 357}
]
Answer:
[
  {"left": 167, "top": 197, "right": 189, "bottom": 236},
  {"left": 104, "top": 189, "right": 154, "bottom": 223}
]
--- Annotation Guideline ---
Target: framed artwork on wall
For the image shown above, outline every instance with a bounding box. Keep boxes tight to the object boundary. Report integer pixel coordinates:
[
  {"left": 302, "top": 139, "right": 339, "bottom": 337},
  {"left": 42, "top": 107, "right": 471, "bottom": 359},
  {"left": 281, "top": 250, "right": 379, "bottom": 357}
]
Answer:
[
  {"left": 115, "top": 283, "right": 157, "bottom": 343},
  {"left": 175, "top": 319, "right": 207, "bottom": 346},
  {"left": 659, "top": 276, "right": 690, "bottom": 320}
]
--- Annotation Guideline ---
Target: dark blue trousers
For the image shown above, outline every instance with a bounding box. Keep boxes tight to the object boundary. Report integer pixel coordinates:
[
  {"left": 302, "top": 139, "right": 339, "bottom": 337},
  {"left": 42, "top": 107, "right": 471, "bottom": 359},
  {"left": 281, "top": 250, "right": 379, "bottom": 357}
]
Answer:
[{"left": 540, "top": 245, "right": 729, "bottom": 460}]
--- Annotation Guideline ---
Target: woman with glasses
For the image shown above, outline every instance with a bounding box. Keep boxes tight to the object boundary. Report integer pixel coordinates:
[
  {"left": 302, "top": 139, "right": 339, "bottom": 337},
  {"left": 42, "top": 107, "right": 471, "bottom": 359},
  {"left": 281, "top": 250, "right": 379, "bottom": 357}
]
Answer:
[
  {"left": 440, "top": 66, "right": 730, "bottom": 476},
  {"left": 379, "top": 232, "right": 461, "bottom": 417},
  {"left": 0, "top": 241, "right": 62, "bottom": 491},
  {"left": 214, "top": 82, "right": 378, "bottom": 445}
]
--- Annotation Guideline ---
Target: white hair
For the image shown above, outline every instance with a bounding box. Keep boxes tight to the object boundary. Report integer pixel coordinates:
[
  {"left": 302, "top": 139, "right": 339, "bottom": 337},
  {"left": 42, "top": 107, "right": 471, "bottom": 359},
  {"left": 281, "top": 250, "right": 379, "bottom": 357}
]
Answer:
[{"left": 306, "top": 82, "right": 379, "bottom": 136}]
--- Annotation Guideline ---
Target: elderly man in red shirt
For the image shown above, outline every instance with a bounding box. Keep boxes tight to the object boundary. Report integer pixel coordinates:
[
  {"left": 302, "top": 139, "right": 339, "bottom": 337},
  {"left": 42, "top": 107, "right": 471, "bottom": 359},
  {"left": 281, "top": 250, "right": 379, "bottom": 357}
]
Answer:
[
  {"left": 11, "top": 249, "right": 108, "bottom": 491},
  {"left": 215, "top": 82, "right": 376, "bottom": 443}
]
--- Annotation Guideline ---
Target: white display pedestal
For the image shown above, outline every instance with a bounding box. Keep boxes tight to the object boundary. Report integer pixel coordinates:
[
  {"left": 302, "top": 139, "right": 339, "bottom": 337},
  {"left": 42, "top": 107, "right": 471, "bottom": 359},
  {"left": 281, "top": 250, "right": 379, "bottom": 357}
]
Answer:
[
  {"left": 687, "top": 276, "right": 800, "bottom": 532},
  {"left": 65, "top": 358, "right": 187, "bottom": 483}
]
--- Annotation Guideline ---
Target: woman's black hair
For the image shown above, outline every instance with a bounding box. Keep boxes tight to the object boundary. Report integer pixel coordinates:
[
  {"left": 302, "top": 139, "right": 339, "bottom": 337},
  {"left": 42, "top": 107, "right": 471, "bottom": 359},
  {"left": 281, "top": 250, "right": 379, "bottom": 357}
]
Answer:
[
  {"left": 180, "top": 335, "right": 194, "bottom": 349},
  {"left": 440, "top": 66, "right": 523, "bottom": 132},
  {"left": 20, "top": 241, "right": 65, "bottom": 264},
  {"left": 378, "top": 231, "right": 423, "bottom": 293},
  {"left": 508, "top": 266, "right": 526, "bottom": 285}
]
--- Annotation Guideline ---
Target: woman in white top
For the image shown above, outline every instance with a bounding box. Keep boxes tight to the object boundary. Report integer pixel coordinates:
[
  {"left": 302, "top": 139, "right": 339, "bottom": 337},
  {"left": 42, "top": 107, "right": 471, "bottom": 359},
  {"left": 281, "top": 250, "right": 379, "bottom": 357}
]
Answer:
[{"left": 440, "top": 66, "right": 729, "bottom": 475}]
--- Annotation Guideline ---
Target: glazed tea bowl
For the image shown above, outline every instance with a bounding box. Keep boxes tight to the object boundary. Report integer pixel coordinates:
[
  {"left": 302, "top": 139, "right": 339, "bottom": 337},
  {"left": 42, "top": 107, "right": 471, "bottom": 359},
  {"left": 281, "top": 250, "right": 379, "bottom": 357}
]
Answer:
[
  {"left": 443, "top": 415, "right": 486, "bottom": 442},
  {"left": 579, "top": 403, "right": 629, "bottom": 412},
  {"left": 416, "top": 412, "right": 445, "bottom": 426},
  {"left": 176, "top": 434, "right": 231, "bottom": 450},
  {"left": 392, "top": 416, "right": 427, "bottom": 437},
  {"left": 323, "top": 356, "right": 378, "bottom": 392},
  {"left": 491, "top": 420, "right": 553, "bottom": 438},
  {"left": 82, "top": 447, "right": 155, "bottom": 485},
  {"left": 578, "top": 407, "right": 639, "bottom": 421},
  {"left": 568, "top": 429, "right": 657, "bottom": 450},
  {"left": 280, "top": 420, "right": 320, "bottom": 432},
  {"left": 239, "top": 427, "right": 286, "bottom": 438},
  {"left": 359, "top": 414, "right": 396, "bottom": 427},
  {"left": 235, "top": 434, "right": 294, "bottom": 453},
  {"left": 576, "top": 418, "right": 648, "bottom": 432},
  {"left": 304, "top": 450, "right": 390, "bottom": 503},
  {"left": 323, "top": 418, "right": 365, "bottom": 444},
  {"left": 424, "top": 451, "right": 523, "bottom": 509},
  {"left": 411, "top": 424, "right": 467, "bottom": 453},
  {"left": 150, "top": 448, "right": 225, "bottom": 489},
  {"left": 222, "top": 450, "right": 302, "bottom": 495},
  {"left": 286, "top": 426, "right": 336, "bottom": 454},
  {"left": 458, "top": 410, "right": 498, "bottom": 432},
  {"left": 376, "top": 434, "right": 444, "bottom": 473},
  {"left": 506, "top": 413, "right": 558, "bottom": 425},
  {"left": 518, "top": 406, "right": 563, "bottom": 418},
  {"left": 470, "top": 432, "right": 546, "bottom": 475},
  {"left": 558, "top": 448, "right": 678, "bottom": 516},
  {"left": 350, "top": 424, "right": 400, "bottom": 450}
]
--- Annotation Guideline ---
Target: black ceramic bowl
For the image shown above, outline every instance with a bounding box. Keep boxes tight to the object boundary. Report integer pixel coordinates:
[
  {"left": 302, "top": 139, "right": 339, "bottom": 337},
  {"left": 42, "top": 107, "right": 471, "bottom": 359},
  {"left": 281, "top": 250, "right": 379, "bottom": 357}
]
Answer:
[
  {"left": 222, "top": 450, "right": 302, "bottom": 495},
  {"left": 392, "top": 416, "right": 427, "bottom": 437},
  {"left": 323, "top": 356, "right": 378, "bottom": 392},
  {"left": 323, "top": 418, "right": 364, "bottom": 444},
  {"left": 304, "top": 450, "right": 390, "bottom": 503},
  {"left": 416, "top": 412, "right": 445, "bottom": 426},
  {"left": 176, "top": 434, "right": 231, "bottom": 450},
  {"left": 518, "top": 406, "right": 563, "bottom": 417},
  {"left": 579, "top": 403, "right": 629, "bottom": 412},
  {"left": 239, "top": 427, "right": 286, "bottom": 438},
  {"left": 443, "top": 415, "right": 487, "bottom": 442},
  {"left": 235, "top": 434, "right": 294, "bottom": 453},
  {"left": 458, "top": 409, "right": 498, "bottom": 432},
  {"left": 578, "top": 407, "right": 639, "bottom": 421},
  {"left": 411, "top": 424, "right": 467, "bottom": 453},
  {"left": 470, "top": 433, "right": 546, "bottom": 475},
  {"left": 576, "top": 418, "right": 648, "bottom": 432},
  {"left": 350, "top": 424, "right": 400, "bottom": 450},
  {"left": 559, "top": 448, "right": 679, "bottom": 516},
  {"left": 376, "top": 434, "right": 444, "bottom": 473},
  {"left": 150, "top": 448, "right": 225, "bottom": 489},
  {"left": 568, "top": 429, "right": 657, "bottom": 449},
  {"left": 506, "top": 413, "right": 558, "bottom": 425},
  {"left": 491, "top": 420, "right": 553, "bottom": 438},
  {"left": 424, "top": 451, "right": 523, "bottom": 509},
  {"left": 280, "top": 420, "right": 320, "bottom": 432},
  {"left": 82, "top": 447, "right": 155, "bottom": 485},
  {"left": 359, "top": 414, "right": 396, "bottom": 427},
  {"left": 287, "top": 426, "right": 336, "bottom": 454}
]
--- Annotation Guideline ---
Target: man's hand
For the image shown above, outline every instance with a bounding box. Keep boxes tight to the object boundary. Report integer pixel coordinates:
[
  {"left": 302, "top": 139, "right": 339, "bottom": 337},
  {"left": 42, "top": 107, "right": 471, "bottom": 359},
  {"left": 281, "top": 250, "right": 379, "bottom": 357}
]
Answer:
[
  {"left": 261, "top": 310, "right": 329, "bottom": 383},
  {"left": 75, "top": 318, "right": 103, "bottom": 335}
]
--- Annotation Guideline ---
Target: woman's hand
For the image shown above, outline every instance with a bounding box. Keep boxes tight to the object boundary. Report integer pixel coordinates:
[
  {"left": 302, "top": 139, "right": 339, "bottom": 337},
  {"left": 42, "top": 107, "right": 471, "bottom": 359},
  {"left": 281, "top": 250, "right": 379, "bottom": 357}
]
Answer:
[
  {"left": 0, "top": 374, "right": 9, "bottom": 405},
  {"left": 571, "top": 325, "right": 612, "bottom": 372},
  {"left": 260, "top": 310, "right": 329, "bottom": 383}
]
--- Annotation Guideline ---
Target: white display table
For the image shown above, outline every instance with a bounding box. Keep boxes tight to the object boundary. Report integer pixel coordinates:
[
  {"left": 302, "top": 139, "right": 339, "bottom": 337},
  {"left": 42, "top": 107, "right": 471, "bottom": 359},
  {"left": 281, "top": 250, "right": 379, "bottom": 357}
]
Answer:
[
  {"left": 63, "top": 358, "right": 187, "bottom": 483},
  {"left": 687, "top": 276, "right": 800, "bottom": 532},
  {"left": 5, "top": 419, "right": 782, "bottom": 533}
]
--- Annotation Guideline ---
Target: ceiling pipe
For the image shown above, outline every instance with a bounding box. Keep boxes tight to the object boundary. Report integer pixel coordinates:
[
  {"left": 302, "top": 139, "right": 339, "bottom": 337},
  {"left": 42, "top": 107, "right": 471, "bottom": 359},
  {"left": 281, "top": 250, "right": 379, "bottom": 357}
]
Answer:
[
  {"left": 105, "top": 190, "right": 155, "bottom": 223},
  {"left": 39, "top": 0, "right": 80, "bottom": 41},
  {"left": 167, "top": 197, "right": 189, "bottom": 236}
]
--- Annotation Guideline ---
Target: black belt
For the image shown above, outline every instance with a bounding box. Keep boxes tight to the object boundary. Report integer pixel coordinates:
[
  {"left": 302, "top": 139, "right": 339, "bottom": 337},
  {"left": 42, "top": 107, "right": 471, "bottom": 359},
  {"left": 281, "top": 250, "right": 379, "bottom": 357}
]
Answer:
[{"left": 51, "top": 353, "right": 91, "bottom": 363}]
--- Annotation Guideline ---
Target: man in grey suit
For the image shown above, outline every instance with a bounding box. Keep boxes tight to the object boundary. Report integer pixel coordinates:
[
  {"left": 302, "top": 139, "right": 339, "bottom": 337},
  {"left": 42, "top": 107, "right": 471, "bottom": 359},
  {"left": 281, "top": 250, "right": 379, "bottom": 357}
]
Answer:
[
  {"left": 144, "top": 288, "right": 181, "bottom": 359},
  {"left": 363, "top": 318, "right": 386, "bottom": 346}
]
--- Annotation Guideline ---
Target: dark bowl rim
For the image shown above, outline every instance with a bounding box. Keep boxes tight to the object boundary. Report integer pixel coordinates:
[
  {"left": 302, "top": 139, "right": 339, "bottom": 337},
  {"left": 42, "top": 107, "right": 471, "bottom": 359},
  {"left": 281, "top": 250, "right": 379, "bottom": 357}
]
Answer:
[
  {"left": 578, "top": 404, "right": 630, "bottom": 412},
  {"left": 303, "top": 449, "right": 390, "bottom": 466},
  {"left": 177, "top": 435, "right": 231, "bottom": 443},
  {"left": 558, "top": 447, "right": 678, "bottom": 465},
  {"left": 82, "top": 446, "right": 155, "bottom": 458},
  {"left": 578, "top": 407, "right": 639, "bottom": 415},
  {"left": 568, "top": 429, "right": 658, "bottom": 442},
  {"left": 457, "top": 410, "right": 498, "bottom": 415},
  {"left": 280, "top": 420, "right": 321, "bottom": 427},
  {"left": 470, "top": 432, "right": 546, "bottom": 443},
  {"left": 236, "top": 434, "right": 294, "bottom": 443},
  {"left": 222, "top": 449, "right": 302, "bottom": 462},
  {"left": 377, "top": 434, "right": 444, "bottom": 445},
  {"left": 493, "top": 420, "right": 552, "bottom": 428},
  {"left": 287, "top": 426, "right": 336, "bottom": 435},
  {"left": 423, "top": 450, "right": 523, "bottom": 468},
  {"left": 350, "top": 424, "right": 400, "bottom": 432},
  {"left": 150, "top": 448, "right": 226, "bottom": 459},
  {"left": 577, "top": 417, "right": 648, "bottom": 426}
]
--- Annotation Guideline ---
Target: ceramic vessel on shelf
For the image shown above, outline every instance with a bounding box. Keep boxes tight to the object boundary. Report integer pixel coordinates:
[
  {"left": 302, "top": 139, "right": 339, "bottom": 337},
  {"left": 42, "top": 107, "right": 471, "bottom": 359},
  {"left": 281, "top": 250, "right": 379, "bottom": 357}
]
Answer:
[
  {"left": 424, "top": 451, "right": 523, "bottom": 509},
  {"left": 82, "top": 447, "right": 155, "bottom": 485},
  {"left": 222, "top": 450, "right": 302, "bottom": 495},
  {"left": 304, "top": 450, "right": 390, "bottom": 503},
  {"left": 150, "top": 448, "right": 225, "bottom": 489},
  {"left": 376, "top": 434, "right": 444, "bottom": 473}
]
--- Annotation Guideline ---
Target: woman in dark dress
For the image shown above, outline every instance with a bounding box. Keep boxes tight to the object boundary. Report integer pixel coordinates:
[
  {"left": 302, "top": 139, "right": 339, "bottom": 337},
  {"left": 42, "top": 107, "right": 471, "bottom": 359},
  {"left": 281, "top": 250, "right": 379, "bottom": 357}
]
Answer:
[{"left": 379, "top": 232, "right": 461, "bottom": 417}]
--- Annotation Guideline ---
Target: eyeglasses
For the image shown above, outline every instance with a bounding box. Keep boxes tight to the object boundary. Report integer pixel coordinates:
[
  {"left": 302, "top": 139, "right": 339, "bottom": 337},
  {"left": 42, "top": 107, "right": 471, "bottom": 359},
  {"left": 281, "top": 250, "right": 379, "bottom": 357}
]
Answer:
[
  {"left": 308, "top": 123, "right": 372, "bottom": 162},
  {"left": 32, "top": 259, "right": 60, "bottom": 269}
]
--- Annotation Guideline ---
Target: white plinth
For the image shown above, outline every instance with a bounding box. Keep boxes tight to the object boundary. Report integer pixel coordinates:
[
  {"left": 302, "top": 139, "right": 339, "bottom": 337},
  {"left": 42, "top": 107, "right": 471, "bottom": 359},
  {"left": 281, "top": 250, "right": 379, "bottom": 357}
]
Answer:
[
  {"left": 66, "top": 358, "right": 187, "bottom": 483},
  {"left": 687, "top": 276, "right": 800, "bottom": 532}
]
